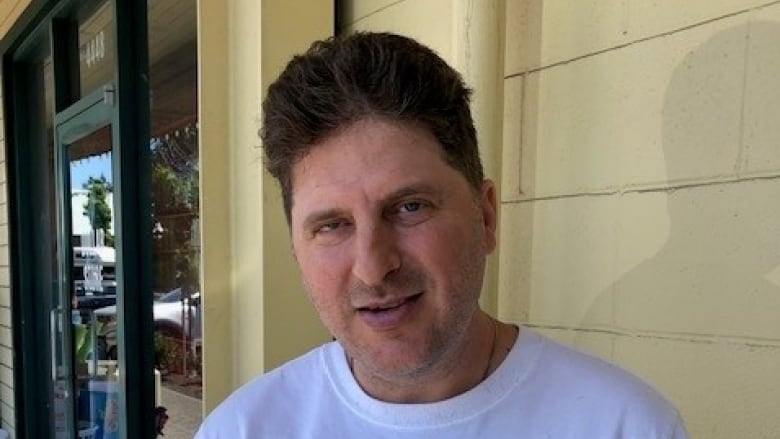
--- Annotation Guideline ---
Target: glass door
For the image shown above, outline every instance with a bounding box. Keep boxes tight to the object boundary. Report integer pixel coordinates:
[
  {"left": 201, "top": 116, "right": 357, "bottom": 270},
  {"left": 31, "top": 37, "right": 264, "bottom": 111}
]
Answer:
[
  {"left": 53, "top": 85, "right": 118, "bottom": 438},
  {"left": 7, "top": 0, "right": 156, "bottom": 437}
]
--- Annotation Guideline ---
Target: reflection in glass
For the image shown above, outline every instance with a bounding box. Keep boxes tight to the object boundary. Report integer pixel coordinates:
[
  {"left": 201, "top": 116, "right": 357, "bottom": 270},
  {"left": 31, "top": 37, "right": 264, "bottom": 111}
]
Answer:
[
  {"left": 67, "top": 125, "right": 119, "bottom": 439},
  {"left": 148, "top": 2, "right": 202, "bottom": 427},
  {"left": 30, "top": 48, "right": 72, "bottom": 438},
  {"left": 77, "top": 0, "right": 115, "bottom": 97}
]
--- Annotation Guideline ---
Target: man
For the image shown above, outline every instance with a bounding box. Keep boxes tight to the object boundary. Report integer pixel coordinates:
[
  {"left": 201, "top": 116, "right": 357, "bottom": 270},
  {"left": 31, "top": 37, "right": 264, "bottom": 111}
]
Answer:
[{"left": 195, "top": 32, "right": 687, "bottom": 438}]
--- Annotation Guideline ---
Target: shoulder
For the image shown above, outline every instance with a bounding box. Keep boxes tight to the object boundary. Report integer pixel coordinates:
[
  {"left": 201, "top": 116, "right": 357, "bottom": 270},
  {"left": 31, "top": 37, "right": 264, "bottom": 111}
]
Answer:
[
  {"left": 533, "top": 331, "right": 667, "bottom": 403},
  {"left": 514, "top": 329, "right": 686, "bottom": 436},
  {"left": 194, "top": 343, "right": 335, "bottom": 438}
]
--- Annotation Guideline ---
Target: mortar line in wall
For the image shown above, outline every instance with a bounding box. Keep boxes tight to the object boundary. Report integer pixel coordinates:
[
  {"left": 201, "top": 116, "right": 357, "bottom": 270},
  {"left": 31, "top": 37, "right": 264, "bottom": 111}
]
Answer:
[
  {"left": 525, "top": 323, "right": 780, "bottom": 349},
  {"left": 504, "top": 0, "right": 780, "bottom": 80},
  {"left": 735, "top": 18, "right": 753, "bottom": 178},
  {"left": 501, "top": 172, "right": 780, "bottom": 204},
  {"left": 629, "top": 172, "right": 780, "bottom": 194},
  {"left": 502, "top": 189, "right": 618, "bottom": 204},
  {"left": 350, "top": 0, "right": 407, "bottom": 25},
  {"left": 517, "top": 72, "right": 527, "bottom": 199}
]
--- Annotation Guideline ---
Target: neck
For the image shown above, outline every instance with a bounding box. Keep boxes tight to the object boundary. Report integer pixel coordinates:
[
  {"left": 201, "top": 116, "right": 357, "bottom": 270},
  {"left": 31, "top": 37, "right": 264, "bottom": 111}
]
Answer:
[{"left": 349, "top": 311, "right": 512, "bottom": 403}]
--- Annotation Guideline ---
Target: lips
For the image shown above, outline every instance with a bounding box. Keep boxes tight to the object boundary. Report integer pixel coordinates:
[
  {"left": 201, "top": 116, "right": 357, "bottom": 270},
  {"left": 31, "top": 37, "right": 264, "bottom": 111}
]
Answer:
[
  {"left": 358, "top": 295, "right": 418, "bottom": 311},
  {"left": 356, "top": 293, "right": 423, "bottom": 329}
]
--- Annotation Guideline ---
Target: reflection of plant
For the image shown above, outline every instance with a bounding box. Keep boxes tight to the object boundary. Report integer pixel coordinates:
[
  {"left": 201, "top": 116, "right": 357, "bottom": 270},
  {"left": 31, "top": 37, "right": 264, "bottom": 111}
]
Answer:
[
  {"left": 150, "top": 124, "right": 198, "bottom": 212},
  {"left": 151, "top": 157, "right": 199, "bottom": 211},
  {"left": 151, "top": 124, "right": 201, "bottom": 377},
  {"left": 74, "top": 323, "right": 92, "bottom": 363},
  {"left": 154, "top": 332, "right": 180, "bottom": 372},
  {"left": 150, "top": 124, "right": 200, "bottom": 295},
  {"left": 83, "top": 175, "right": 114, "bottom": 246}
]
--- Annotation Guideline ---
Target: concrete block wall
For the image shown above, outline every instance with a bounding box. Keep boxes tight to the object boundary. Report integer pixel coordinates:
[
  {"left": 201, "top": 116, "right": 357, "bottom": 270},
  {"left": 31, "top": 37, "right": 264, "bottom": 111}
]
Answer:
[
  {"left": 0, "top": 75, "right": 14, "bottom": 438},
  {"left": 501, "top": 1, "right": 780, "bottom": 437},
  {"left": 339, "top": 0, "right": 455, "bottom": 66}
]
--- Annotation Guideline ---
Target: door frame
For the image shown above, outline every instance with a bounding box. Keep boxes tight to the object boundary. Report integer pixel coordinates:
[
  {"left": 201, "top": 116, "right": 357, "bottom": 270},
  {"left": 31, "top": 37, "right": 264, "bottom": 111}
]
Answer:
[
  {"left": 53, "top": 83, "right": 117, "bottom": 439},
  {"left": 3, "top": 1, "right": 154, "bottom": 437}
]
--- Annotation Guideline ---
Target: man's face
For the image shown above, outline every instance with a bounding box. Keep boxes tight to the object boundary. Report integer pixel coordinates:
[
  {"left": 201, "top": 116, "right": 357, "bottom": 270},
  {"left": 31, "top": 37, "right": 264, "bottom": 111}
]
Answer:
[{"left": 290, "top": 118, "right": 497, "bottom": 381}]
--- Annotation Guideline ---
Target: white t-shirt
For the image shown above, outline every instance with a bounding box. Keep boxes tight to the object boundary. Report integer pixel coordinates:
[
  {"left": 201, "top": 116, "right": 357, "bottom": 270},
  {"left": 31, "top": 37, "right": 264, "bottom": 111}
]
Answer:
[{"left": 194, "top": 328, "right": 687, "bottom": 438}]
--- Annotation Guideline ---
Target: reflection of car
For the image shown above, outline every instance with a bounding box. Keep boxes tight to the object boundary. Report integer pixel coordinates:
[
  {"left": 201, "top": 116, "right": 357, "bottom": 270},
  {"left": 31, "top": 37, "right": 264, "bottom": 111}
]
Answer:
[
  {"left": 94, "top": 288, "right": 201, "bottom": 359},
  {"left": 152, "top": 289, "right": 202, "bottom": 341},
  {"left": 73, "top": 246, "right": 117, "bottom": 310}
]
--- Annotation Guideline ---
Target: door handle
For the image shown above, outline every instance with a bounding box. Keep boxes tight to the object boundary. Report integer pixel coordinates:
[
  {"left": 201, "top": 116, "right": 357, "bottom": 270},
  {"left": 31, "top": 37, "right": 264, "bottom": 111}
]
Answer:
[
  {"left": 103, "top": 85, "right": 115, "bottom": 106},
  {"left": 50, "top": 308, "right": 61, "bottom": 381}
]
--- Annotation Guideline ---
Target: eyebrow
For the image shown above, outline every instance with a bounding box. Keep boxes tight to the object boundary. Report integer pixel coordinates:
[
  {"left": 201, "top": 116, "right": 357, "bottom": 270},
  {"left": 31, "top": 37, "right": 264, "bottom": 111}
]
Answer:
[
  {"left": 301, "top": 208, "right": 348, "bottom": 232},
  {"left": 299, "top": 182, "right": 444, "bottom": 231},
  {"left": 382, "top": 182, "right": 443, "bottom": 204}
]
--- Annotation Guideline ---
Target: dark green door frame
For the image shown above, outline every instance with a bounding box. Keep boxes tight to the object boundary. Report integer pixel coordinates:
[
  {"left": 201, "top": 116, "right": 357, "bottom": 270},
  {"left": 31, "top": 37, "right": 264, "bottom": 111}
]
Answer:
[
  {"left": 112, "top": 2, "right": 155, "bottom": 438},
  {"left": 2, "top": 1, "right": 154, "bottom": 437},
  {"left": 4, "top": 56, "right": 56, "bottom": 439}
]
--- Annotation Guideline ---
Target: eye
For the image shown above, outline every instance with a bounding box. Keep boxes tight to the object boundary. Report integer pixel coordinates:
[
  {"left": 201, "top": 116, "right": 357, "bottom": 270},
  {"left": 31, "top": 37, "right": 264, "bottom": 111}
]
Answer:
[
  {"left": 390, "top": 199, "right": 433, "bottom": 226},
  {"left": 316, "top": 220, "right": 347, "bottom": 234},
  {"left": 306, "top": 219, "right": 352, "bottom": 244},
  {"left": 398, "top": 201, "right": 423, "bottom": 213}
]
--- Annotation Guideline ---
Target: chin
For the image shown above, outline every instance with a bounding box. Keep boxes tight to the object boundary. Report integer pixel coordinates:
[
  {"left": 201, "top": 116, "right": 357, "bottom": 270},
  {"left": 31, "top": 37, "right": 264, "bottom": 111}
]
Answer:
[{"left": 364, "top": 342, "right": 440, "bottom": 376}]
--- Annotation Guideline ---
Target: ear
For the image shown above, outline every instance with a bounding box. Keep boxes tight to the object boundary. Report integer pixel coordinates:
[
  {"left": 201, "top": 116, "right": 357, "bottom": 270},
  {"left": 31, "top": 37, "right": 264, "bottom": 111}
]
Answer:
[{"left": 479, "top": 180, "right": 498, "bottom": 253}]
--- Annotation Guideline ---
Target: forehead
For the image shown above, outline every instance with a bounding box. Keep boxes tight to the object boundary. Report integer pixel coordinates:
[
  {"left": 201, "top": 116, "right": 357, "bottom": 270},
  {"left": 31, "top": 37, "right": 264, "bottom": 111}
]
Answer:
[{"left": 289, "top": 118, "right": 460, "bottom": 214}]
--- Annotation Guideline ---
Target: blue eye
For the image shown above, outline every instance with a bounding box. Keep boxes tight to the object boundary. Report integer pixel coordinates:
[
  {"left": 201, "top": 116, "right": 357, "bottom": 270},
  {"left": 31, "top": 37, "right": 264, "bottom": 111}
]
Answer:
[{"left": 399, "top": 202, "right": 422, "bottom": 213}]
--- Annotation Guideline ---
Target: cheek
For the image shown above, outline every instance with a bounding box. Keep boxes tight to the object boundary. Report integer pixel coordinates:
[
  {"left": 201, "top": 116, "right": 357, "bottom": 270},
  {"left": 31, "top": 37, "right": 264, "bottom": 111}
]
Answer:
[
  {"left": 297, "top": 247, "right": 352, "bottom": 307},
  {"left": 404, "top": 218, "right": 486, "bottom": 295},
  {"left": 410, "top": 219, "right": 483, "bottom": 265}
]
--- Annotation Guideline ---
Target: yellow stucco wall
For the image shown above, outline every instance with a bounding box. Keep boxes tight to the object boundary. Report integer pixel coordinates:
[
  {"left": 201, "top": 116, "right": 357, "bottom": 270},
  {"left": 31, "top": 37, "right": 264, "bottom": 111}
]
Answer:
[
  {"left": 0, "top": 0, "right": 30, "bottom": 40},
  {"left": 501, "top": 1, "right": 780, "bottom": 438},
  {"left": 344, "top": 1, "right": 780, "bottom": 438},
  {"left": 198, "top": 0, "right": 232, "bottom": 414},
  {"left": 258, "top": 0, "right": 335, "bottom": 372},
  {"left": 198, "top": 0, "right": 332, "bottom": 414}
]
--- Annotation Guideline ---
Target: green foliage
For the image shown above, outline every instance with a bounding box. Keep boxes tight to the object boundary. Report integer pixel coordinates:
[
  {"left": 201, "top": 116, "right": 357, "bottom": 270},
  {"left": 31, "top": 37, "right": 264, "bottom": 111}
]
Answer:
[
  {"left": 150, "top": 124, "right": 200, "bottom": 294},
  {"left": 151, "top": 124, "right": 202, "bottom": 378},
  {"left": 74, "top": 323, "right": 93, "bottom": 363},
  {"left": 82, "top": 175, "right": 114, "bottom": 245},
  {"left": 154, "top": 331, "right": 181, "bottom": 372},
  {"left": 151, "top": 162, "right": 199, "bottom": 212},
  {"left": 150, "top": 124, "right": 199, "bottom": 213}
]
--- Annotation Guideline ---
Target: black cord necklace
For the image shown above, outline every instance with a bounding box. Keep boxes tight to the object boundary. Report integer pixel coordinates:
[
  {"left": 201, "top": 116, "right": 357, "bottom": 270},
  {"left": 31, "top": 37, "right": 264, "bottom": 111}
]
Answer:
[{"left": 481, "top": 318, "right": 499, "bottom": 382}]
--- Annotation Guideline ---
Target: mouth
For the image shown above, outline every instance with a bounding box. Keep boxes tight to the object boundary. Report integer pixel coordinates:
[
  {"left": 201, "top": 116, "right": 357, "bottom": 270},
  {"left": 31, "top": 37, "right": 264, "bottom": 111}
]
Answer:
[
  {"left": 357, "top": 293, "right": 422, "bottom": 311},
  {"left": 355, "top": 293, "right": 423, "bottom": 329}
]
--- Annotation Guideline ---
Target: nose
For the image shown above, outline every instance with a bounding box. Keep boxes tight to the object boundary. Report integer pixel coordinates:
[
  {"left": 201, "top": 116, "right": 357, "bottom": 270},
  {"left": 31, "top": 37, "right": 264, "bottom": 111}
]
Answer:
[{"left": 351, "top": 222, "right": 401, "bottom": 287}]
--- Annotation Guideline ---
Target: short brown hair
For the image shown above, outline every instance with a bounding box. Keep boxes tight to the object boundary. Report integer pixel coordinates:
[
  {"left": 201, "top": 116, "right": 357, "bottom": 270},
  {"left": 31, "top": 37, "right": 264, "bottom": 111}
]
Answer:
[{"left": 261, "top": 32, "right": 483, "bottom": 222}]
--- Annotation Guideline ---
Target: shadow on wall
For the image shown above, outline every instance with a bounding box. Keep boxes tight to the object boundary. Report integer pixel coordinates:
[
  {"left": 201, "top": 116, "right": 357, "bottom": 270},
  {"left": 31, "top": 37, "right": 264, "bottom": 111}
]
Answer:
[{"left": 579, "top": 22, "right": 780, "bottom": 439}]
